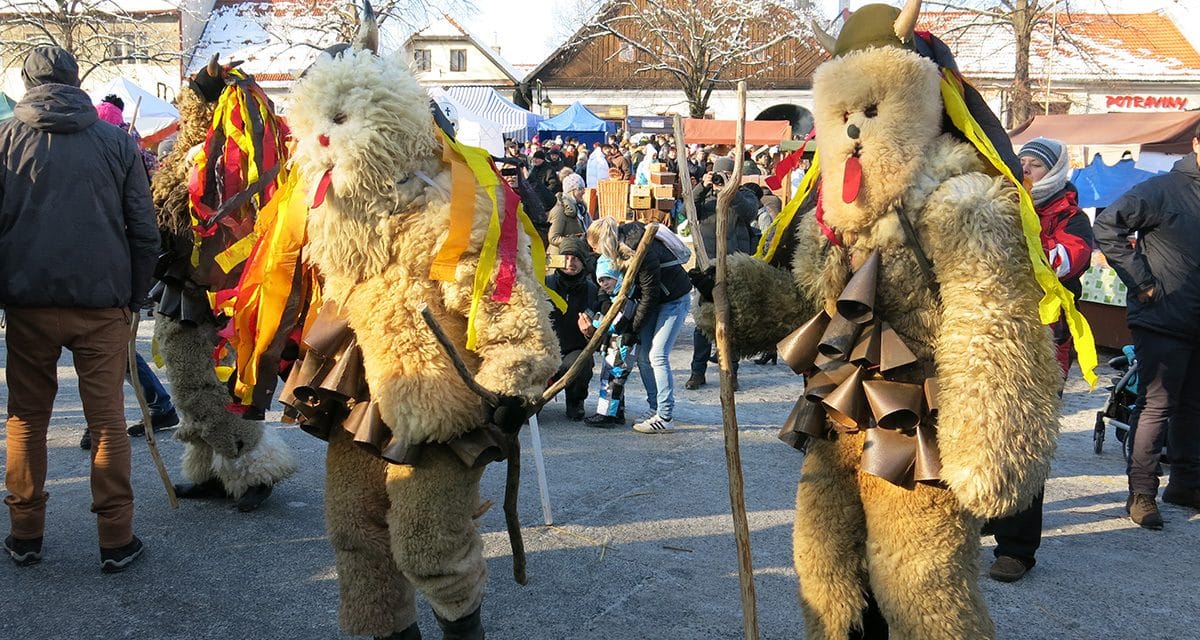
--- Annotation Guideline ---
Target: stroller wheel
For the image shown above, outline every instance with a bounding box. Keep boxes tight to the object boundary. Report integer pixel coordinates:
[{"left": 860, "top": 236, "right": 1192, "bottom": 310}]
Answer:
[{"left": 1093, "top": 413, "right": 1106, "bottom": 455}]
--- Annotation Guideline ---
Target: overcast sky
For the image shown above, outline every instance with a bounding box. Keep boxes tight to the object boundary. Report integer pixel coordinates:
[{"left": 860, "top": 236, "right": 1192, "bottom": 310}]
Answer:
[{"left": 468, "top": 0, "right": 1187, "bottom": 67}]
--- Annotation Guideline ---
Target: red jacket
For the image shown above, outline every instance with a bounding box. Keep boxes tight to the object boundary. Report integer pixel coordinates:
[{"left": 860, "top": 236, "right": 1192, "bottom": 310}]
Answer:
[{"left": 1037, "top": 185, "right": 1095, "bottom": 293}]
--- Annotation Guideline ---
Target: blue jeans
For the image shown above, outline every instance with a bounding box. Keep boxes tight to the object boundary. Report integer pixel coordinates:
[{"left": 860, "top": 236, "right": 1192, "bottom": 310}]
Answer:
[
  {"left": 129, "top": 352, "right": 173, "bottom": 417},
  {"left": 637, "top": 294, "right": 691, "bottom": 420}
]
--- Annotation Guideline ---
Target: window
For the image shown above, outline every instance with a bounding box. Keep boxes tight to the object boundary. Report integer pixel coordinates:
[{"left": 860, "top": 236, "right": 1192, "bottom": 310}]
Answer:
[
  {"left": 449, "top": 49, "right": 467, "bottom": 72},
  {"left": 413, "top": 48, "right": 431, "bottom": 72},
  {"left": 107, "top": 33, "right": 148, "bottom": 63}
]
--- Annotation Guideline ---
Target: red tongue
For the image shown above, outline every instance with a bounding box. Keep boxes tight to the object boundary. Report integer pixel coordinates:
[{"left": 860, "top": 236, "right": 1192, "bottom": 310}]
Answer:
[
  {"left": 842, "top": 155, "right": 862, "bottom": 204},
  {"left": 312, "top": 169, "right": 333, "bottom": 208}
]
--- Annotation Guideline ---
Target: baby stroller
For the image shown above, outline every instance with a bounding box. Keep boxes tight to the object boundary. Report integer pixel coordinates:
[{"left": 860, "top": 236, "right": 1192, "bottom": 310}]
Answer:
[{"left": 1093, "top": 345, "right": 1138, "bottom": 458}]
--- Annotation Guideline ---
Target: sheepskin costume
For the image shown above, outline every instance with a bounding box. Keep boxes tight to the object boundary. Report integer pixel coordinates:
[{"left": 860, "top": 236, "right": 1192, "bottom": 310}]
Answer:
[
  {"left": 696, "top": 5, "right": 1060, "bottom": 638},
  {"left": 150, "top": 65, "right": 297, "bottom": 509},
  {"left": 286, "top": 47, "right": 558, "bottom": 636}
]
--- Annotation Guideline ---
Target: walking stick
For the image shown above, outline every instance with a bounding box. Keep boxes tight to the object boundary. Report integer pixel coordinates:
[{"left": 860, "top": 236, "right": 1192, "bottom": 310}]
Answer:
[
  {"left": 417, "top": 223, "right": 660, "bottom": 584},
  {"left": 672, "top": 114, "right": 709, "bottom": 270},
  {"left": 128, "top": 313, "right": 178, "bottom": 508},
  {"left": 713, "top": 80, "right": 759, "bottom": 639}
]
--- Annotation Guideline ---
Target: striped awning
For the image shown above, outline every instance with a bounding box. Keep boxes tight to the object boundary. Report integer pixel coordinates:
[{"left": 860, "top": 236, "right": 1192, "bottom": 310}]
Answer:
[{"left": 443, "top": 86, "right": 542, "bottom": 143}]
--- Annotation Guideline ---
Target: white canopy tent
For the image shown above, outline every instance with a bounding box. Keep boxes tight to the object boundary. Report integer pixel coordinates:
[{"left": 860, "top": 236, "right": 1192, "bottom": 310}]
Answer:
[
  {"left": 428, "top": 87, "right": 505, "bottom": 157},
  {"left": 87, "top": 77, "right": 178, "bottom": 140},
  {"left": 442, "top": 86, "right": 541, "bottom": 143}
]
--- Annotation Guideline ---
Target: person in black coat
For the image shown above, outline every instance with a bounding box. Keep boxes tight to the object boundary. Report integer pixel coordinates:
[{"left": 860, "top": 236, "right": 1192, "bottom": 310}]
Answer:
[
  {"left": 1094, "top": 136, "right": 1200, "bottom": 530},
  {"left": 545, "top": 237, "right": 599, "bottom": 420}
]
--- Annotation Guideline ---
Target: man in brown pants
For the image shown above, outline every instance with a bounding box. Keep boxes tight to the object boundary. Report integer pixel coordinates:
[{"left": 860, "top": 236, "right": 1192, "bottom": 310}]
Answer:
[{"left": 0, "top": 46, "right": 159, "bottom": 572}]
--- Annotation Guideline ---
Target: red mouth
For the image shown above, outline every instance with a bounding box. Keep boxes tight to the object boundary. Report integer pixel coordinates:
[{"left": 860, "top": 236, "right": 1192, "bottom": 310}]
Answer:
[
  {"left": 842, "top": 153, "right": 862, "bottom": 204},
  {"left": 312, "top": 168, "right": 333, "bottom": 208}
]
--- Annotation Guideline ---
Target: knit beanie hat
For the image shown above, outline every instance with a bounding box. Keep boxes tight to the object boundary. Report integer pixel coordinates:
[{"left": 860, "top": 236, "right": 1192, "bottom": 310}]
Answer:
[
  {"left": 556, "top": 236, "right": 589, "bottom": 260},
  {"left": 595, "top": 255, "right": 622, "bottom": 284},
  {"left": 96, "top": 101, "right": 125, "bottom": 126},
  {"left": 562, "top": 173, "right": 585, "bottom": 192},
  {"left": 1018, "top": 137, "right": 1063, "bottom": 171}
]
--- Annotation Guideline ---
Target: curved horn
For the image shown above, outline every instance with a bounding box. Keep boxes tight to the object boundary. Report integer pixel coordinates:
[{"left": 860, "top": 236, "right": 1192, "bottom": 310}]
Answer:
[
  {"left": 894, "top": 0, "right": 922, "bottom": 42},
  {"left": 810, "top": 19, "right": 837, "bottom": 53},
  {"left": 206, "top": 53, "right": 220, "bottom": 76},
  {"left": 353, "top": 0, "right": 379, "bottom": 54}
]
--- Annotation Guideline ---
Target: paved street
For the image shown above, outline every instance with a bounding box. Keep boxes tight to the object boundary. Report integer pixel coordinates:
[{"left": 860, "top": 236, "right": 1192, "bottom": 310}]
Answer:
[{"left": 1, "top": 316, "right": 1197, "bottom": 639}]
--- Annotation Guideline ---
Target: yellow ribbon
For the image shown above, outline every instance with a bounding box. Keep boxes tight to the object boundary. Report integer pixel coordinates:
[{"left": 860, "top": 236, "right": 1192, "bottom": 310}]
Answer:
[{"left": 756, "top": 154, "right": 820, "bottom": 262}]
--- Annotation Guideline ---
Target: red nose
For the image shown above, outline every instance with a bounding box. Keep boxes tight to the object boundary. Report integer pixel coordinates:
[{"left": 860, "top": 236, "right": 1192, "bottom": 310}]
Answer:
[{"left": 318, "top": 134, "right": 330, "bottom": 147}]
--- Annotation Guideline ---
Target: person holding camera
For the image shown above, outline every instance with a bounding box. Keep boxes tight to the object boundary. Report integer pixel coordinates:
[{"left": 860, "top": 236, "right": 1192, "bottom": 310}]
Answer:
[{"left": 685, "top": 162, "right": 759, "bottom": 391}]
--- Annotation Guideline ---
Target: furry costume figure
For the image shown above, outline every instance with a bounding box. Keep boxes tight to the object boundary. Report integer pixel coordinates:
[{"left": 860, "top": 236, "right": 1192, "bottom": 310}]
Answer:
[
  {"left": 284, "top": 35, "right": 558, "bottom": 638},
  {"left": 696, "top": 3, "right": 1061, "bottom": 637},
  {"left": 151, "top": 58, "right": 297, "bottom": 511}
]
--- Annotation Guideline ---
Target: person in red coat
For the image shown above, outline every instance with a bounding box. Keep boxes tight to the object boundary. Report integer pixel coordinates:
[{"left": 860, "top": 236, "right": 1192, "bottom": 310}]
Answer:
[{"left": 986, "top": 136, "right": 1095, "bottom": 583}]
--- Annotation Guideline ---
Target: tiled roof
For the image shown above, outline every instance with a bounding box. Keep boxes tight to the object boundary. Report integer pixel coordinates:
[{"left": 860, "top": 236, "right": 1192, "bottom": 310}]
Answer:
[{"left": 919, "top": 11, "right": 1200, "bottom": 82}]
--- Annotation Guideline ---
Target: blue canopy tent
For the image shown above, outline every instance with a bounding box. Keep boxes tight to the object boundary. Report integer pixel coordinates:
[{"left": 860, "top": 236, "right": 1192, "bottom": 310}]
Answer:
[
  {"left": 537, "top": 102, "right": 614, "bottom": 147},
  {"left": 1071, "top": 154, "right": 1163, "bottom": 208}
]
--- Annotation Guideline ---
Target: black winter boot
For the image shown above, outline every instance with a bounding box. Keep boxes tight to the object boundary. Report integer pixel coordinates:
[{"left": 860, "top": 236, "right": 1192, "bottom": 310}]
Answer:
[
  {"left": 376, "top": 621, "right": 422, "bottom": 640},
  {"left": 435, "top": 607, "right": 483, "bottom": 640},
  {"left": 174, "top": 478, "right": 230, "bottom": 500},
  {"left": 236, "top": 484, "right": 273, "bottom": 512}
]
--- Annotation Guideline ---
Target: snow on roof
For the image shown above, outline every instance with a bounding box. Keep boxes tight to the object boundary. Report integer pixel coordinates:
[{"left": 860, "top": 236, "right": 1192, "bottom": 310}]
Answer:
[
  {"left": 409, "top": 13, "right": 522, "bottom": 83},
  {"left": 921, "top": 11, "right": 1200, "bottom": 83},
  {"left": 186, "top": 0, "right": 409, "bottom": 81},
  {"left": 0, "top": 0, "right": 182, "bottom": 14}
]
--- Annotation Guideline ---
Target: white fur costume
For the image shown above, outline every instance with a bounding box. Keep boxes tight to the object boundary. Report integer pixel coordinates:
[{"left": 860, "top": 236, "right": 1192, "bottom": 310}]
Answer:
[{"left": 287, "top": 48, "right": 558, "bottom": 636}]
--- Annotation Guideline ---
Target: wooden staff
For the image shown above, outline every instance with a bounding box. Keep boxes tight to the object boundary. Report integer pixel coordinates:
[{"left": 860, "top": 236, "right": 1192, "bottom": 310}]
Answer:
[
  {"left": 672, "top": 114, "right": 709, "bottom": 270},
  {"left": 128, "top": 313, "right": 178, "bottom": 508},
  {"left": 713, "top": 79, "right": 759, "bottom": 640},
  {"left": 418, "top": 223, "right": 661, "bottom": 584}
]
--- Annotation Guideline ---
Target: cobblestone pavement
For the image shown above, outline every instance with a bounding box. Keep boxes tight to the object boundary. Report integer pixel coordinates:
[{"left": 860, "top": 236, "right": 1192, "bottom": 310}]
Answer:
[{"left": 1, "top": 317, "right": 1196, "bottom": 639}]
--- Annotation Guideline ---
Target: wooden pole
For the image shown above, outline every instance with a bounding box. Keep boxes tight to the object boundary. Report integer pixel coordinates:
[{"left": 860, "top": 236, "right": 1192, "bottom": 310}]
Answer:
[
  {"left": 672, "top": 115, "right": 709, "bottom": 270},
  {"left": 128, "top": 313, "right": 178, "bottom": 508},
  {"left": 713, "top": 80, "right": 759, "bottom": 640},
  {"left": 417, "top": 223, "right": 660, "bottom": 583}
]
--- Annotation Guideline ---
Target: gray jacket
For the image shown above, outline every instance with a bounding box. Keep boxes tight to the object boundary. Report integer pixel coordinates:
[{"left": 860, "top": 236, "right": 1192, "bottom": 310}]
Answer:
[{"left": 0, "top": 51, "right": 158, "bottom": 309}]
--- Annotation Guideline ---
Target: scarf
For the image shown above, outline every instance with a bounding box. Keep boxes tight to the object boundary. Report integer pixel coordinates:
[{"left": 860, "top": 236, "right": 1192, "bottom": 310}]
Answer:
[{"left": 1030, "top": 148, "right": 1071, "bottom": 207}]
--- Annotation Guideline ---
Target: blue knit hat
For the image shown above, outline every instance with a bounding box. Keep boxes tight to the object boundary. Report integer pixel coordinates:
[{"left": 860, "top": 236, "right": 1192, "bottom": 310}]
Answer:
[
  {"left": 1018, "top": 137, "right": 1064, "bottom": 170},
  {"left": 595, "top": 255, "right": 622, "bottom": 285}
]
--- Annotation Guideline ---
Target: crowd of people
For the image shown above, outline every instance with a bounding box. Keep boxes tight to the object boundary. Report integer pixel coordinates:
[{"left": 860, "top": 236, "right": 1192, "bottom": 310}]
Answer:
[{"left": 2, "top": 45, "right": 1198, "bottom": 600}]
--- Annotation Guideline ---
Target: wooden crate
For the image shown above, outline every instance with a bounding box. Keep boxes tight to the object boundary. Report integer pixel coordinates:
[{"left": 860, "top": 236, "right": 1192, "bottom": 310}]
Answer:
[
  {"left": 637, "top": 209, "right": 671, "bottom": 224},
  {"left": 651, "top": 185, "right": 675, "bottom": 199},
  {"left": 654, "top": 197, "right": 676, "bottom": 211},
  {"left": 630, "top": 184, "right": 653, "bottom": 198},
  {"left": 649, "top": 172, "right": 677, "bottom": 185},
  {"left": 597, "top": 179, "right": 631, "bottom": 220},
  {"left": 630, "top": 195, "right": 653, "bottom": 209}
]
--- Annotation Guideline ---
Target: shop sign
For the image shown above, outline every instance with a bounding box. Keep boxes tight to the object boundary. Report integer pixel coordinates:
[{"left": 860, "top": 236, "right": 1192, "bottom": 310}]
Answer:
[{"left": 1105, "top": 95, "right": 1189, "bottom": 110}]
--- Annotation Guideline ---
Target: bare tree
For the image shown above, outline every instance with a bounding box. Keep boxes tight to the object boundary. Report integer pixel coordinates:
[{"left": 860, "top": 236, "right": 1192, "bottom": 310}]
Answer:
[
  {"left": 286, "top": 0, "right": 476, "bottom": 48},
  {"left": 0, "top": 0, "right": 188, "bottom": 81},
  {"left": 582, "top": 0, "right": 818, "bottom": 118},
  {"left": 927, "top": 0, "right": 1117, "bottom": 126}
]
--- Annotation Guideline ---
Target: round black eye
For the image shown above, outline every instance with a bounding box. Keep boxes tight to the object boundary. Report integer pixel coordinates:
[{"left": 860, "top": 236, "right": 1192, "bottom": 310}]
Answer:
[
  {"left": 333, "top": 112, "right": 347, "bottom": 125},
  {"left": 864, "top": 104, "right": 878, "bottom": 118}
]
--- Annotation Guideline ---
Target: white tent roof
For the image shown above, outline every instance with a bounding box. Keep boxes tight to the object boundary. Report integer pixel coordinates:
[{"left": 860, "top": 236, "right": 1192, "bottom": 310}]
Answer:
[
  {"left": 442, "top": 86, "right": 540, "bottom": 142},
  {"left": 88, "top": 77, "right": 178, "bottom": 137},
  {"left": 428, "top": 87, "right": 504, "bottom": 157}
]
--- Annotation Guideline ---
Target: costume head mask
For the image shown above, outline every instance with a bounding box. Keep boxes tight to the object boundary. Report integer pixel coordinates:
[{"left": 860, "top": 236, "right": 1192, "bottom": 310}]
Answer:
[
  {"left": 288, "top": 0, "right": 440, "bottom": 216},
  {"left": 811, "top": 0, "right": 942, "bottom": 234}
]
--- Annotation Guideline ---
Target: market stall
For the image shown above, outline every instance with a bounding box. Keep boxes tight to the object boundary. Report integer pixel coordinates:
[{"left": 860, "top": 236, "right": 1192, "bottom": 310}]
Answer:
[
  {"left": 537, "top": 101, "right": 615, "bottom": 147},
  {"left": 87, "top": 77, "right": 179, "bottom": 146}
]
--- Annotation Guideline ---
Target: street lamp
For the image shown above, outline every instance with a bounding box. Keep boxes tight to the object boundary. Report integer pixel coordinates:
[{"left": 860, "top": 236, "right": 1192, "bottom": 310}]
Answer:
[{"left": 541, "top": 96, "right": 553, "bottom": 115}]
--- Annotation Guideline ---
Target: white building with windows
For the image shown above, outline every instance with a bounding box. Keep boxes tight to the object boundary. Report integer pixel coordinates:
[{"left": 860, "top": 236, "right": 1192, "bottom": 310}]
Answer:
[{"left": 403, "top": 14, "right": 522, "bottom": 89}]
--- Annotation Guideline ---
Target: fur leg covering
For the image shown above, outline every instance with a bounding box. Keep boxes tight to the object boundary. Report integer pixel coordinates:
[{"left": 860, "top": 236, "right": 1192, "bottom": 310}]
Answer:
[
  {"left": 154, "top": 314, "right": 264, "bottom": 458},
  {"left": 694, "top": 253, "right": 813, "bottom": 359},
  {"left": 181, "top": 440, "right": 216, "bottom": 484},
  {"left": 860, "top": 472, "right": 993, "bottom": 639},
  {"left": 326, "top": 430, "right": 419, "bottom": 636},
  {"left": 386, "top": 445, "right": 487, "bottom": 622},
  {"left": 209, "top": 425, "right": 298, "bottom": 499},
  {"left": 793, "top": 437, "right": 872, "bottom": 639}
]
